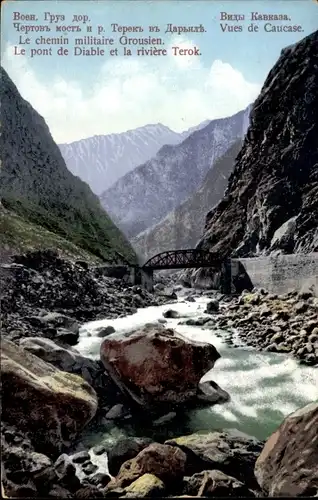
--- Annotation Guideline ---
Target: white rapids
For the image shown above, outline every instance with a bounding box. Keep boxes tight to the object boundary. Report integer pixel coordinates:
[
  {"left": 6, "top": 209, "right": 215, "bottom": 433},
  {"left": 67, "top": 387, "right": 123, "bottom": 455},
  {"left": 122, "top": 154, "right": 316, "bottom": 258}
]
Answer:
[{"left": 76, "top": 292, "right": 318, "bottom": 442}]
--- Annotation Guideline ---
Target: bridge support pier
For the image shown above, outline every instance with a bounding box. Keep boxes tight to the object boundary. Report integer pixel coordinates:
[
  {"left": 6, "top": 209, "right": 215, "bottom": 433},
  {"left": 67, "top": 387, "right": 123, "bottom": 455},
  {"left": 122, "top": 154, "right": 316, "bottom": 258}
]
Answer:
[
  {"left": 132, "top": 267, "right": 154, "bottom": 293},
  {"left": 141, "top": 268, "right": 154, "bottom": 292},
  {"left": 132, "top": 266, "right": 141, "bottom": 286},
  {"left": 220, "top": 258, "right": 232, "bottom": 295}
]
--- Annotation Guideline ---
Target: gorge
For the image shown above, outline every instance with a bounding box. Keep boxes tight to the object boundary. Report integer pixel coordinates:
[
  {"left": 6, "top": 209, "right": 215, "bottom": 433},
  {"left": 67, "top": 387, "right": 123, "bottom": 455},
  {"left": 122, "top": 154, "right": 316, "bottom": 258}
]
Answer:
[{"left": 1, "top": 27, "right": 318, "bottom": 500}]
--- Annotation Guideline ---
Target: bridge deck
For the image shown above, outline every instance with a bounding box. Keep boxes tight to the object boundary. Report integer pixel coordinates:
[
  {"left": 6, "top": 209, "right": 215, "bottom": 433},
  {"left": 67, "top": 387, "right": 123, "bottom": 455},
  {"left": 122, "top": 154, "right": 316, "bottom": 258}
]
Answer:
[{"left": 142, "top": 249, "right": 223, "bottom": 270}]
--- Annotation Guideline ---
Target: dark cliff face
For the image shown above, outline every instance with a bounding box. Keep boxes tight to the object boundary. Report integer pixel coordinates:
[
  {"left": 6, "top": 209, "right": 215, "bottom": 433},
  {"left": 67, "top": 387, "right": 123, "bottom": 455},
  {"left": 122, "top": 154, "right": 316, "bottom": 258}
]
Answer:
[
  {"left": 0, "top": 67, "right": 137, "bottom": 263},
  {"left": 198, "top": 31, "right": 318, "bottom": 259}
]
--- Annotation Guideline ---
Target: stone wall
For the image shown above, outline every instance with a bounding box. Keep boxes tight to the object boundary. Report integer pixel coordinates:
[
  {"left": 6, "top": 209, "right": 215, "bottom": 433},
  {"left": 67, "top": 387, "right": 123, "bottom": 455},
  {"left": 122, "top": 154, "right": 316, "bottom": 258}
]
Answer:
[{"left": 231, "top": 253, "right": 318, "bottom": 296}]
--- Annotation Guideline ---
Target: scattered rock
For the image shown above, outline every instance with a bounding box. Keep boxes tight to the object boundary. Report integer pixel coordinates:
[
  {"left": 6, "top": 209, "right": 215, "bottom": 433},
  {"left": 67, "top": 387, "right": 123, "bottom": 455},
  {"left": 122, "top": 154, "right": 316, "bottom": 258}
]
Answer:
[
  {"left": 166, "top": 429, "right": 263, "bottom": 487},
  {"left": 163, "top": 309, "right": 180, "bottom": 318},
  {"left": 154, "top": 283, "right": 165, "bottom": 292},
  {"left": 153, "top": 412, "right": 177, "bottom": 427},
  {"left": 182, "top": 317, "right": 210, "bottom": 327},
  {"left": 109, "top": 443, "right": 186, "bottom": 490},
  {"left": 294, "top": 301, "right": 308, "bottom": 314},
  {"left": 82, "top": 463, "right": 98, "bottom": 475},
  {"left": 124, "top": 473, "right": 165, "bottom": 497},
  {"left": 54, "top": 454, "right": 80, "bottom": 492},
  {"left": 92, "top": 445, "right": 106, "bottom": 456},
  {"left": 105, "top": 404, "right": 126, "bottom": 420},
  {"left": 74, "top": 485, "right": 105, "bottom": 497},
  {"left": 183, "top": 470, "right": 255, "bottom": 497},
  {"left": 48, "top": 484, "right": 73, "bottom": 497},
  {"left": 106, "top": 437, "right": 153, "bottom": 477},
  {"left": 55, "top": 328, "right": 80, "bottom": 346},
  {"left": 195, "top": 380, "right": 230, "bottom": 406},
  {"left": 96, "top": 326, "right": 116, "bottom": 338},
  {"left": 186, "top": 296, "right": 196, "bottom": 303},
  {"left": 71, "top": 451, "right": 91, "bottom": 464},
  {"left": 161, "top": 289, "right": 178, "bottom": 300},
  {"left": 134, "top": 443, "right": 186, "bottom": 482},
  {"left": 205, "top": 300, "right": 220, "bottom": 314},
  {"left": 2, "top": 446, "right": 54, "bottom": 492},
  {"left": 19, "top": 337, "right": 108, "bottom": 390},
  {"left": 31, "top": 311, "right": 80, "bottom": 335},
  {"left": 1, "top": 427, "right": 82, "bottom": 499},
  {"left": 87, "top": 472, "right": 111, "bottom": 488},
  {"left": 1, "top": 249, "right": 171, "bottom": 344},
  {"left": 213, "top": 290, "right": 318, "bottom": 365}
]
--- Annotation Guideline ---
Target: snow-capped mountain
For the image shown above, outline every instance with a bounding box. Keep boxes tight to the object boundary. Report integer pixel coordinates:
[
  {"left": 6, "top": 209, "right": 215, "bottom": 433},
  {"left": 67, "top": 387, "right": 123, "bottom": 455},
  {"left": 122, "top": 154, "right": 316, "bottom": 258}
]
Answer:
[
  {"left": 58, "top": 122, "right": 209, "bottom": 195},
  {"left": 100, "top": 106, "right": 252, "bottom": 239}
]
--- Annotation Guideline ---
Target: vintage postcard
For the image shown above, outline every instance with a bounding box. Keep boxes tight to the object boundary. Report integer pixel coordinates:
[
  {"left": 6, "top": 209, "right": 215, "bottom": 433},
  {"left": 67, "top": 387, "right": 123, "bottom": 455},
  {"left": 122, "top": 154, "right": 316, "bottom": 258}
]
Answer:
[{"left": 1, "top": 0, "right": 317, "bottom": 498}]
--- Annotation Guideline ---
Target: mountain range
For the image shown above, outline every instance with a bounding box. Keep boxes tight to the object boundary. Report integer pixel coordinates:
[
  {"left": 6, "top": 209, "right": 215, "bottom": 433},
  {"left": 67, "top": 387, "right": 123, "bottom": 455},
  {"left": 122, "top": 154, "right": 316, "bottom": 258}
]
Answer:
[
  {"left": 100, "top": 107, "right": 251, "bottom": 240},
  {"left": 58, "top": 121, "right": 210, "bottom": 195}
]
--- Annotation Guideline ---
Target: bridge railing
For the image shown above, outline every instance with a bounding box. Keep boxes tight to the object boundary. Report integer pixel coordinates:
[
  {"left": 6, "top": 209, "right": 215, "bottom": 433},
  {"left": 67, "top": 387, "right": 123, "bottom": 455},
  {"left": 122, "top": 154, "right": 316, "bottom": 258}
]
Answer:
[{"left": 142, "top": 249, "right": 222, "bottom": 270}]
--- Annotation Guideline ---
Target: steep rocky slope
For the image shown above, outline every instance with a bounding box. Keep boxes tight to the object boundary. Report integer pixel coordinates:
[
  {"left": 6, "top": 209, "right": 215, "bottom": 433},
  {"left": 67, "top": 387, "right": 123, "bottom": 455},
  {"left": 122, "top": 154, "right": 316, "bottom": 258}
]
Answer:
[
  {"left": 197, "top": 31, "right": 318, "bottom": 259},
  {"left": 133, "top": 140, "right": 242, "bottom": 262},
  {"left": 100, "top": 108, "right": 251, "bottom": 239},
  {"left": 0, "top": 67, "right": 136, "bottom": 264},
  {"left": 0, "top": 202, "right": 103, "bottom": 264},
  {"left": 59, "top": 122, "right": 209, "bottom": 195}
]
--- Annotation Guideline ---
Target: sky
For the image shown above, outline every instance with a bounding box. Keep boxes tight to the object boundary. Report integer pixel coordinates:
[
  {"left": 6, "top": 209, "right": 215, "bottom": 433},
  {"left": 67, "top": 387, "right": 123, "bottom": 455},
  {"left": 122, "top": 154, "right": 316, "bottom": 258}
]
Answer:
[{"left": 1, "top": 0, "right": 317, "bottom": 143}]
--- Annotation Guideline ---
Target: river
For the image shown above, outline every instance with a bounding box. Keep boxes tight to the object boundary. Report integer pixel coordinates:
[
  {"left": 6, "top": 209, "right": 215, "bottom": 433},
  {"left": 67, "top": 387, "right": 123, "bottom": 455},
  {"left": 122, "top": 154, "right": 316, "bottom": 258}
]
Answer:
[{"left": 76, "top": 292, "right": 317, "bottom": 448}]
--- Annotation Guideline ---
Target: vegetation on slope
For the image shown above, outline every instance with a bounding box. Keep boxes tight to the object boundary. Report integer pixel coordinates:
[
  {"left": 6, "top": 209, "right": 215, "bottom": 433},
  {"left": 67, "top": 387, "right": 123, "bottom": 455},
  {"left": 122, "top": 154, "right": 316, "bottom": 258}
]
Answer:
[
  {"left": 0, "top": 67, "right": 137, "bottom": 264},
  {"left": 0, "top": 204, "right": 103, "bottom": 264}
]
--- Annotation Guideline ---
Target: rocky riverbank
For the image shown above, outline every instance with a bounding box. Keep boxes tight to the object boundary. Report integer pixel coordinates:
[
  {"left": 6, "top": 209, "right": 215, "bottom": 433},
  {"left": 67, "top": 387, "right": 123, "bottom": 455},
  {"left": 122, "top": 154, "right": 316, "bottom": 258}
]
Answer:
[
  {"left": 1, "top": 250, "right": 317, "bottom": 498},
  {"left": 180, "top": 288, "right": 318, "bottom": 367},
  {"left": 0, "top": 249, "right": 175, "bottom": 344},
  {"left": 0, "top": 248, "right": 179, "bottom": 430},
  {"left": 0, "top": 249, "right": 176, "bottom": 497},
  {"left": 2, "top": 402, "right": 317, "bottom": 498}
]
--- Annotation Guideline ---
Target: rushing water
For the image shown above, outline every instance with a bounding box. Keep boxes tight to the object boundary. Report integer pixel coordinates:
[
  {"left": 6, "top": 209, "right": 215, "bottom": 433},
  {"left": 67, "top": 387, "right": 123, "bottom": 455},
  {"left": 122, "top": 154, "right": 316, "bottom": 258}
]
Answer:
[{"left": 76, "top": 293, "right": 317, "bottom": 448}]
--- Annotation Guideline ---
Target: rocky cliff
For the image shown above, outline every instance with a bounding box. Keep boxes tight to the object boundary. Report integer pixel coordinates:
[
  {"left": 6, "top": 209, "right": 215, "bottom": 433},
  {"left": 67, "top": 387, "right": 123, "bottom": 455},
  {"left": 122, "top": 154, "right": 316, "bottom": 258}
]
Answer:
[
  {"left": 133, "top": 140, "right": 242, "bottom": 262},
  {"left": 0, "top": 67, "right": 136, "bottom": 264},
  {"left": 100, "top": 108, "right": 250, "bottom": 239},
  {"left": 59, "top": 122, "right": 209, "bottom": 195},
  {"left": 197, "top": 31, "right": 318, "bottom": 259}
]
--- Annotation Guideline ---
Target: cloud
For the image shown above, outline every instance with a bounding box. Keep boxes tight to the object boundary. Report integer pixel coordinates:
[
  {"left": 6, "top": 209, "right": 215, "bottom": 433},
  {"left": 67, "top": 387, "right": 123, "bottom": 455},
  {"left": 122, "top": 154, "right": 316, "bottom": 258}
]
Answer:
[{"left": 2, "top": 42, "right": 261, "bottom": 143}]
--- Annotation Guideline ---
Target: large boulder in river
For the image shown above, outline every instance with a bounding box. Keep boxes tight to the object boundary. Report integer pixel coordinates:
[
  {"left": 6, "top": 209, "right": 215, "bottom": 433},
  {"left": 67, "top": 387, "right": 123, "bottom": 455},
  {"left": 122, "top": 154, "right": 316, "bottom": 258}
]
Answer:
[
  {"left": 100, "top": 324, "right": 220, "bottom": 409},
  {"left": 1, "top": 339, "right": 98, "bottom": 456},
  {"left": 254, "top": 402, "right": 318, "bottom": 496}
]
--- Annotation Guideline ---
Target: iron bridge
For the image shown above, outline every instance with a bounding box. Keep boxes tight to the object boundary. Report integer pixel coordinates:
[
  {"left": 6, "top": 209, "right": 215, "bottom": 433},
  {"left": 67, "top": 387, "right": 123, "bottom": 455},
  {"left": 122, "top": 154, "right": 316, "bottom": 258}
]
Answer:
[{"left": 142, "top": 249, "right": 222, "bottom": 270}]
